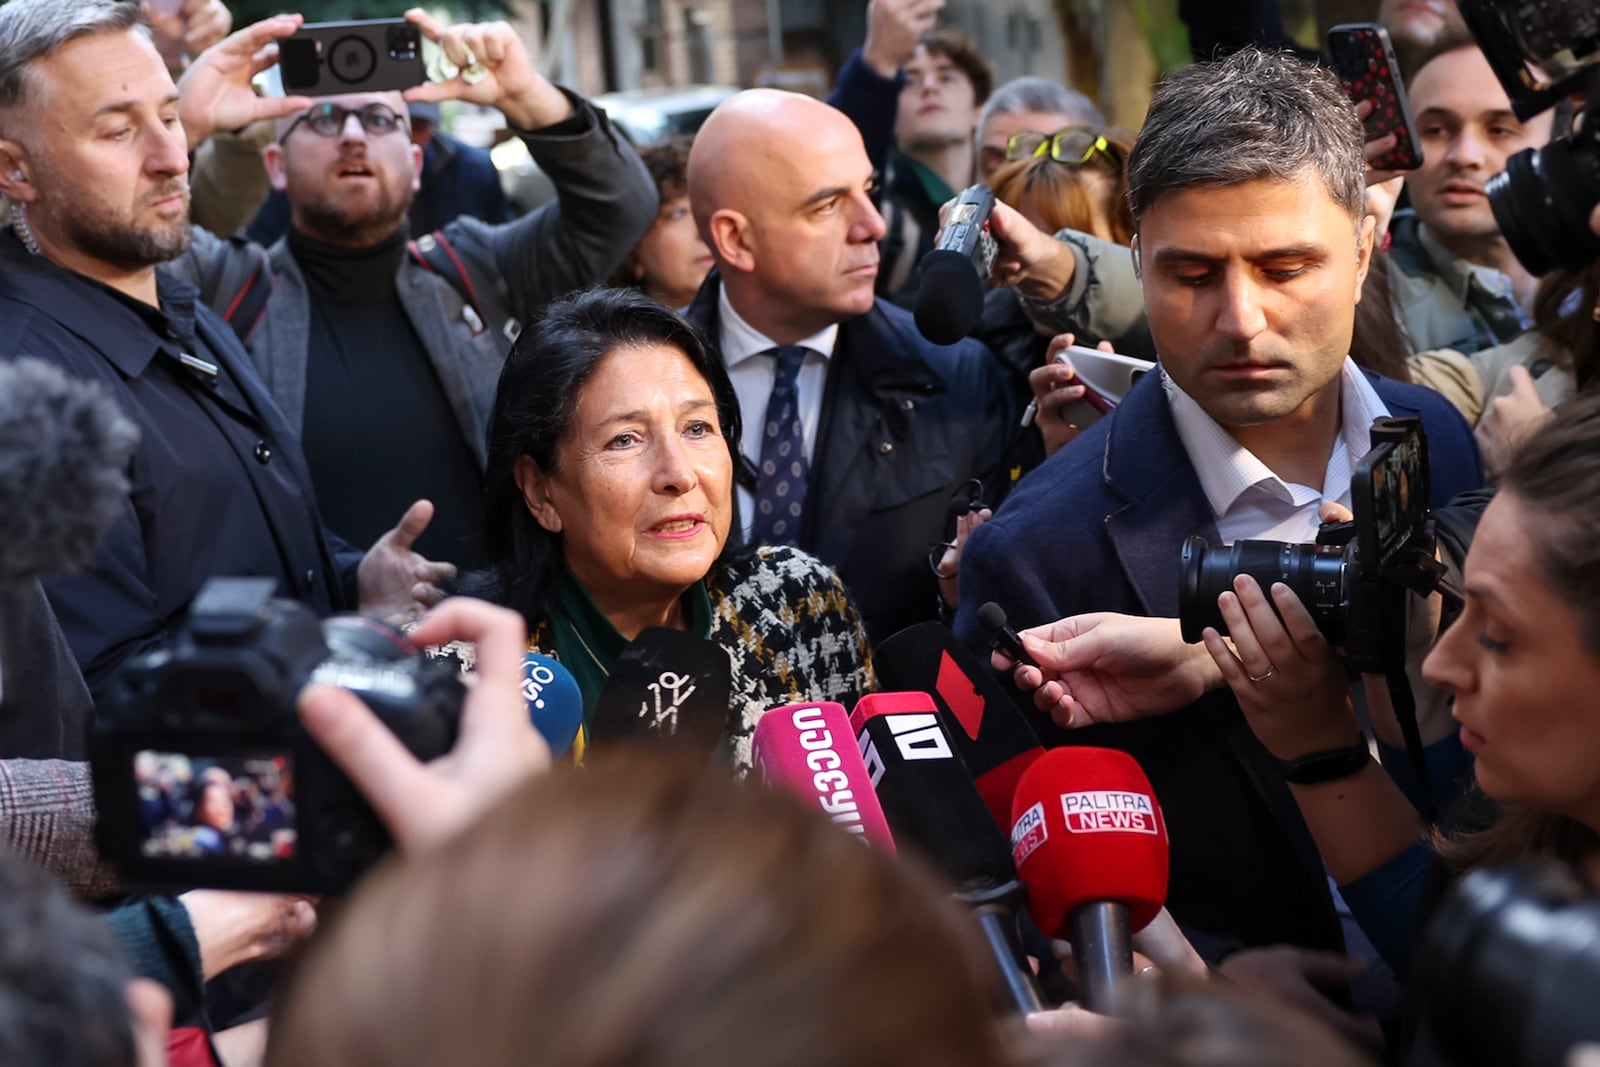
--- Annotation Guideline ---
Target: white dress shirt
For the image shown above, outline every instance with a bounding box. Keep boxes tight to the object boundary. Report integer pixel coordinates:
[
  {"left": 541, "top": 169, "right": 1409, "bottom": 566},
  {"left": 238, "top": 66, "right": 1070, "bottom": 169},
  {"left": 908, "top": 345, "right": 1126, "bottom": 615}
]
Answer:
[
  {"left": 1163, "top": 358, "right": 1392, "bottom": 545},
  {"left": 719, "top": 287, "right": 839, "bottom": 541}
]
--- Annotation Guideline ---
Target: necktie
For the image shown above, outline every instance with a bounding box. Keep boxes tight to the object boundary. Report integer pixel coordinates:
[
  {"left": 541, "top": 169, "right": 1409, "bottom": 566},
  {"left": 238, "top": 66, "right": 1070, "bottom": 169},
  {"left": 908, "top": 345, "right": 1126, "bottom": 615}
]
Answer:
[{"left": 750, "top": 345, "right": 809, "bottom": 545}]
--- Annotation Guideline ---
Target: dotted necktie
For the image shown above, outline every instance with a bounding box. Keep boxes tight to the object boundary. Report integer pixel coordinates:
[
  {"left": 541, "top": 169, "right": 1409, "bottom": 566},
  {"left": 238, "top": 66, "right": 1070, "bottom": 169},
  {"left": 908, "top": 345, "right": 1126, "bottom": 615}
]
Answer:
[{"left": 750, "top": 345, "right": 809, "bottom": 545}]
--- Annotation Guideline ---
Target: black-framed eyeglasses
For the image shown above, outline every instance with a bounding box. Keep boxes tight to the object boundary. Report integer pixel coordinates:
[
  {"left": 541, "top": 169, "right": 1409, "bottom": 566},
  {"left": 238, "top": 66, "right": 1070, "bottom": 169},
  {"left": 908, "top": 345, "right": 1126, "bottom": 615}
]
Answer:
[
  {"left": 1005, "top": 127, "right": 1120, "bottom": 167},
  {"left": 279, "top": 102, "right": 409, "bottom": 143}
]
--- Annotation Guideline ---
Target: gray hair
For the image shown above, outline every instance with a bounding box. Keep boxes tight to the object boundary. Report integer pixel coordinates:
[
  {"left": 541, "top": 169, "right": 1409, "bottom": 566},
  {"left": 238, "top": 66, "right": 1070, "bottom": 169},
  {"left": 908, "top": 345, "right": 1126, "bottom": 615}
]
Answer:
[
  {"left": 1126, "top": 48, "right": 1365, "bottom": 225},
  {"left": 0, "top": 0, "right": 145, "bottom": 119},
  {"left": 978, "top": 76, "right": 1104, "bottom": 138}
]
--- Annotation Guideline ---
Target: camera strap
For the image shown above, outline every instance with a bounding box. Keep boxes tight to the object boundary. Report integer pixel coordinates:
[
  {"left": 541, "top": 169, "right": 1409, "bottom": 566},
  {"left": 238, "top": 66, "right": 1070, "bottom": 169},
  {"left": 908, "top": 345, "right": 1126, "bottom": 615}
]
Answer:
[{"left": 1385, "top": 669, "right": 1436, "bottom": 824}]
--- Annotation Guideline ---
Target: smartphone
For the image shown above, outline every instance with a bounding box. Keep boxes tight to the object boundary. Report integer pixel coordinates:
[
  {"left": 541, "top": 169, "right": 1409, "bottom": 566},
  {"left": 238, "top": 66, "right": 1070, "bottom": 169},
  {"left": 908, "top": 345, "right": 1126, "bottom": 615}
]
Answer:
[
  {"left": 279, "top": 19, "right": 427, "bottom": 97},
  {"left": 1328, "top": 23, "right": 1425, "bottom": 172},
  {"left": 1052, "top": 345, "right": 1155, "bottom": 429}
]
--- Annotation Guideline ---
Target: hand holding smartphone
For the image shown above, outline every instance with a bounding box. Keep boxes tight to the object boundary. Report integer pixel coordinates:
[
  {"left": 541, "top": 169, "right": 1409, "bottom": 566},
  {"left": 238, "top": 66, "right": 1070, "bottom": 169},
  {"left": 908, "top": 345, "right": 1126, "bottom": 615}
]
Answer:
[{"left": 1328, "top": 23, "right": 1425, "bottom": 174}]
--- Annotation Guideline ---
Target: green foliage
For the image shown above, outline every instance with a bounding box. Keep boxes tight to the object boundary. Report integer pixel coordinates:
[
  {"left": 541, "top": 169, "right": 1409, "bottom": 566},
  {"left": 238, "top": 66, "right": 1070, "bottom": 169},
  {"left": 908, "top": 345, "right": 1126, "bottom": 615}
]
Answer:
[
  {"left": 225, "top": 0, "right": 515, "bottom": 24},
  {"left": 1130, "top": 0, "right": 1190, "bottom": 73}
]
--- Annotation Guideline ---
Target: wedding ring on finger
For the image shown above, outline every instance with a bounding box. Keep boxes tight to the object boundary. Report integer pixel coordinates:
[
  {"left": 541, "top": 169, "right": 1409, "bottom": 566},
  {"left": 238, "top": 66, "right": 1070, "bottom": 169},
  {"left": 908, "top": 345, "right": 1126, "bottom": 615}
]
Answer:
[{"left": 1248, "top": 664, "right": 1278, "bottom": 684}]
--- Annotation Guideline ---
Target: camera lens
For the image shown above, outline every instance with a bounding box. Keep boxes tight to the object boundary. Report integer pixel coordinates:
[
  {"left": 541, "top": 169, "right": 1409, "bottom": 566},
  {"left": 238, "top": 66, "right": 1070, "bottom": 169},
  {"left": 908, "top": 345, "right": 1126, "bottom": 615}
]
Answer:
[
  {"left": 1488, "top": 135, "right": 1600, "bottom": 276},
  {"left": 328, "top": 34, "right": 378, "bottom": 86},
  {"left": 1420, "top": 861, "right": 1600, "bottom": 1067},
  {"left": 1178, "top": 536, "right": 1350, "bottom": 645}
]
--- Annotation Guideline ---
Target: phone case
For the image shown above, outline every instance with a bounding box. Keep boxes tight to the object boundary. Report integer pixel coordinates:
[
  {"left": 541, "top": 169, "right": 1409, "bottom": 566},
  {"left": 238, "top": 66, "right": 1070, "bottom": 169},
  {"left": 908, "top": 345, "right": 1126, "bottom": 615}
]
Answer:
[
  {"left": 1328, "top": 23, "right": 1424, "bottom": 172},
  {"left": 1053, "top": 346, "right": 1156, "bottom": 430},
  {"left": 279, "top": 20, "right": 427, "bottom": 97}
]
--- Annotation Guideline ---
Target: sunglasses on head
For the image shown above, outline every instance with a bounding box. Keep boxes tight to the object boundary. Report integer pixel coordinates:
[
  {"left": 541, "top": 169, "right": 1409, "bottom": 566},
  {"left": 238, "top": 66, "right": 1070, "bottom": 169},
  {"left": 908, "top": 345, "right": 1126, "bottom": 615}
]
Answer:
[
  {"left": 1005, "top": 128, "right": 1120, "bottom": 166},
  {"left": 280, "top": 102, "right": 409, "bottom": 143}
]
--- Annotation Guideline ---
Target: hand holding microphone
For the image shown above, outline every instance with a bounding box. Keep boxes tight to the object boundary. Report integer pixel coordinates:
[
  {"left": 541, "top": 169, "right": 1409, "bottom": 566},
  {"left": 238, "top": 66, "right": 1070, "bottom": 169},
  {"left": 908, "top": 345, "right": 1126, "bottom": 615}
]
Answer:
[{"left": 993, "top": 613, "right": 1222, "bottom": 729}]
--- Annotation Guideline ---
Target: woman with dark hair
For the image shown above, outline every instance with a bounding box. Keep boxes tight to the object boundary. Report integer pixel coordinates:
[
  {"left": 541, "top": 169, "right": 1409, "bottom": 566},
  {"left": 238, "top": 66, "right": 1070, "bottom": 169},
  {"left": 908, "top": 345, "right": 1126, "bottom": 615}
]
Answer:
[{"left": 479, "top": 287, "right": 871, "bottom": 767}]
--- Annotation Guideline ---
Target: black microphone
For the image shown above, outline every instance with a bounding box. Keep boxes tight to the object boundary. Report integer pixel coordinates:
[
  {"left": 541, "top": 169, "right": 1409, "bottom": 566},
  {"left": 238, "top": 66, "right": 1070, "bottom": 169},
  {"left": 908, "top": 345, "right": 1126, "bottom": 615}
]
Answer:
[
  {"left": 872, "top": 621, "right": 1045, "bottom": 833},
  {"left": 913, "top": 184, "right": 997, "bottom": 345},
  {"left": 851, "top": 692, "right": 1045, "bottom": 1014},
  {"left": 0, "top": 358, "right": 139, "bottom": 585},
  {"left": 589, "top": 627, "right": 731, "bottom": 757}
]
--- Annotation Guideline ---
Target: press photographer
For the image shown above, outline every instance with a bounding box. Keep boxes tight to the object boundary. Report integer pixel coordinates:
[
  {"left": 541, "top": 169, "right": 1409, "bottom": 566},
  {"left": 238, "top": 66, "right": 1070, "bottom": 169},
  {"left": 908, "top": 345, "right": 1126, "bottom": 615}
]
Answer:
[{"left": 1000, "top": 390, "right": 1600, "bottom": 1066}]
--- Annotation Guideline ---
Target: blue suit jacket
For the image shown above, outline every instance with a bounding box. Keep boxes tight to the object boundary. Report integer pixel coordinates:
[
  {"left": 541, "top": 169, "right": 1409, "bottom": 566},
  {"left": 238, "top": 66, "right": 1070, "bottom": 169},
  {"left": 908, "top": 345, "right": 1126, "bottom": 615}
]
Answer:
[{"left": 955, "top": 368, "right": 1483, "bottom": 955}]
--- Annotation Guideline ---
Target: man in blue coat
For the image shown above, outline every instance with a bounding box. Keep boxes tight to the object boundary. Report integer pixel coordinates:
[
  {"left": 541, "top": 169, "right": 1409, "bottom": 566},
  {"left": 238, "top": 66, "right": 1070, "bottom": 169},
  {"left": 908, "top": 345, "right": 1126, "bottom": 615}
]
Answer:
[
  {"left": 956, "top": 48, "right": 1483, "bottom": 975},
  {"left": 684, "top": 89, "right": 1014, "bottom": 643}
]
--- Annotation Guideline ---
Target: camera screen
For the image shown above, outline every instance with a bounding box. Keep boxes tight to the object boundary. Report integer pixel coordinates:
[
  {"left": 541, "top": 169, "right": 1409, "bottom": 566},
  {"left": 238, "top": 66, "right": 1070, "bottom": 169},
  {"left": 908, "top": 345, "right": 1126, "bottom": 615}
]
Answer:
[
  {"left": 135, "top": 751, "right": 296, "bottom": 863},
  {"left": 1368, "top": 433, "right": 1426, "bottom": 563}
]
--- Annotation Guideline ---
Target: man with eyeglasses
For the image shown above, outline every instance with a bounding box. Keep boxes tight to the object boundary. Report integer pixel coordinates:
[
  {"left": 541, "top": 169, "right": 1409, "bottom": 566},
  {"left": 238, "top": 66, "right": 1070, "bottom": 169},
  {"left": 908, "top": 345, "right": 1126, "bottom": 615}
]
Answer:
[{"left": 167, "top": 9, "right": 654, "bottom": 571}]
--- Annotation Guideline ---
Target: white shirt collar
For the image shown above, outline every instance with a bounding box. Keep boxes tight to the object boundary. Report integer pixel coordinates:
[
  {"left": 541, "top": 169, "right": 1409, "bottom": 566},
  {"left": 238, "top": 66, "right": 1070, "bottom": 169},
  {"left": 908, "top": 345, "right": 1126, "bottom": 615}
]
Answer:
[
  {"left": 718, "top": 286, "right": 839, "bottom": 366},
  {"left": 1164, "top": 357, "right": 1391, "bottom": 519}
]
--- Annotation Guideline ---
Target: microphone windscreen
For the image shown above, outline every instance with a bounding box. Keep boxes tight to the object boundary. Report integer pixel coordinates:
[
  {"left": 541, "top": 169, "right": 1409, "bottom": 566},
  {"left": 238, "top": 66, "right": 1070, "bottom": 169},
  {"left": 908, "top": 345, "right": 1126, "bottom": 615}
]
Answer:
[
  {"left": 589, "top": 627, "right": 731, "bottom": 756},
  {"left": 522, "top": 652, "right": 584, "bottom": 759},
  {"left": 913, "top": 250, "right": 986, "bottom": 346},
  {"left": 873, "top": 622, "right": 1043, "bottom": 832},
  {"left": 0, "top": 358, "right": 139, "bottom": 585},
  {"left": 852, "top": 691, "right": 1016, "bottom": 887},
  {"left": 752, "top": 701, "right": 896, "bottom": 854},
  {"left": 1010, "top": 747, "right": 1169, "bottom": 937}
]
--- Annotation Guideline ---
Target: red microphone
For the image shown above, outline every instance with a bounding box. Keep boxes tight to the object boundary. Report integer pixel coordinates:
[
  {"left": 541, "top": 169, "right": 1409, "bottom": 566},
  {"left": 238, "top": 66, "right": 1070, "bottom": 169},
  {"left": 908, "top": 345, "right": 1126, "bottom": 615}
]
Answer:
[
  {"left": 1010, "top": 747, "right": 1169, "bottom": 1012},
  {"left": 752, "top": 702, "right": 896, "bottom": 855}
]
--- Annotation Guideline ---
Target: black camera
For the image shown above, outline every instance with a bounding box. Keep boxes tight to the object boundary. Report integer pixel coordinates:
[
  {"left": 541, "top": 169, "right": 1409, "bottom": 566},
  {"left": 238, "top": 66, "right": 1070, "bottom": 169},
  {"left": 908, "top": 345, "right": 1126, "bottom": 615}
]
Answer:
[
  {"left": 91, "top": 577, "right": 462, "bottom": 894},
  {"left": 1457, "top": 0, "right": 1600, "bottom": 273},
  {"left": 279, "top": 19, "right": 428, "bottom": 97},
  {"left": 1419, "top": 860, "right": 1600, "bottom": 1067},
  {"left": 1178, "top": 417, "right": 1435, "bottom": 674}
]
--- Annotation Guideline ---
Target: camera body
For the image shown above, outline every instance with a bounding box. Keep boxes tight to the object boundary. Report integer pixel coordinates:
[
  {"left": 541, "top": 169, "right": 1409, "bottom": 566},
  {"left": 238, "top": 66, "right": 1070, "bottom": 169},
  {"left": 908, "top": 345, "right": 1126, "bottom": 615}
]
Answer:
[
  {"left": 1456, "top": 0, "right": 1600, "bottom": 273},
  {"left": 91, "top": 577, "right": 462, "bottom": 895},
  {"left": 279, "top": 19, "right": 427, "bottom": 97},
  {"left": 1419, "top": 860, "right": 1600, "bottom": 1067},
  {"left": 1179, "top": 417, "right": 1430, "bottom": 674}
]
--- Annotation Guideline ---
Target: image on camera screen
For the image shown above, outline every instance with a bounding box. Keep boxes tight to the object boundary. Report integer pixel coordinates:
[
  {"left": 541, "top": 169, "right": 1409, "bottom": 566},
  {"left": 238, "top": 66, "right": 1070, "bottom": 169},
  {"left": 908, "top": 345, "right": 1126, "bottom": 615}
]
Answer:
[
  {"left": 135, "top": 751, "right": 297, "bottom": 863},
  {"left": 1368, "top": 434, "right": 1425, "bottom": 562}
]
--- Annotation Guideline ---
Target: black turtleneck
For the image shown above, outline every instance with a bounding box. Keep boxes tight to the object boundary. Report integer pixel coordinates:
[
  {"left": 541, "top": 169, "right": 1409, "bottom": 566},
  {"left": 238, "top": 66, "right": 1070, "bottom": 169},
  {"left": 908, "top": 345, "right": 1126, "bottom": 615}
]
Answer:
[{"left": 292, "top": 226, "right": 487, "bottom": 569}]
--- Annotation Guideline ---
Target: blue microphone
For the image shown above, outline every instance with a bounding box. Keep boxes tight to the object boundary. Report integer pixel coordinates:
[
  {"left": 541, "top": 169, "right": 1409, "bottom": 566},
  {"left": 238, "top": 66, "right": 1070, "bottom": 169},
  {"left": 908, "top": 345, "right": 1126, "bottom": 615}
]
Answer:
[{"left": 522, "top": 652, "right": 584, "bottom": 759}]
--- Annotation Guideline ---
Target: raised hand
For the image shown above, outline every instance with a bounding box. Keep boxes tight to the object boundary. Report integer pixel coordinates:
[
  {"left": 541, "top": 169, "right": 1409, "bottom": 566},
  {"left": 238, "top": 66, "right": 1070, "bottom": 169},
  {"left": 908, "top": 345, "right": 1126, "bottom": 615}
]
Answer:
[
  {"left": 175, "top": 15, "right": 314, "bottom": 148},
  {"left": 357, "top": 499, "right": 457, "bottom": 624},
  {"left": 403, "top": 8, "right": 570, "bottom": 131}
]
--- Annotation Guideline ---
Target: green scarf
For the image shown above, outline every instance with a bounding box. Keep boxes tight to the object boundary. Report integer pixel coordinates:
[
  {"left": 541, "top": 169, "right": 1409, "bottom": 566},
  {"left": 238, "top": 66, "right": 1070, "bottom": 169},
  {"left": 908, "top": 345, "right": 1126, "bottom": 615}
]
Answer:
[
  {"left": 548, "top": 563, "right": 714, "bottom": 740},
  {"left": 897, "top": 151, "right": 957, "bottom": 212}
]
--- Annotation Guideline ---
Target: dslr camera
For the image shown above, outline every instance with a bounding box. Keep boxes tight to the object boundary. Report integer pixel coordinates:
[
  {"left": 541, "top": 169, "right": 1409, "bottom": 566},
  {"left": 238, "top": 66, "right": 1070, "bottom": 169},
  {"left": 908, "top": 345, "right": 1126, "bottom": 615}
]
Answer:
[
  {"left": 1178, "top": 417, "right": 1439, "bottom": 674},
  {"left": 91, "top": 577, "right": 462, "bottom": 895},
  {"left": 1456, "top": 0, "right": 1600, "bottom": 273},
  {"left": 1419, "top": 860, "right": 1600, "bottom": 1067}
]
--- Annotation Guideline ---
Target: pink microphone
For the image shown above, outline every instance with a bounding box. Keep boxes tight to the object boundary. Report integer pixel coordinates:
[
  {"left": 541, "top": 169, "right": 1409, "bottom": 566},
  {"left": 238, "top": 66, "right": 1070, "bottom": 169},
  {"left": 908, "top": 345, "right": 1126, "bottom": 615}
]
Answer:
[{"left": 752, "top": 702, "right": 896, "bottom": 855}]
